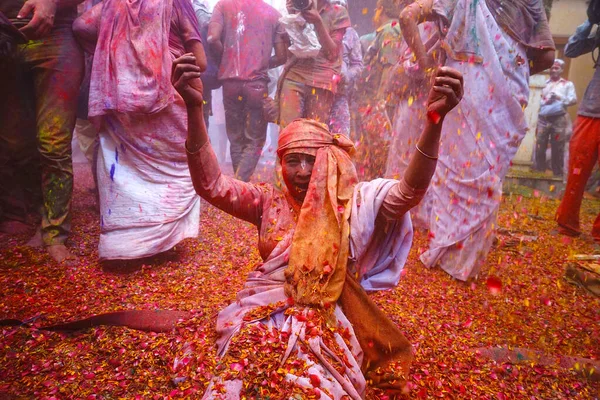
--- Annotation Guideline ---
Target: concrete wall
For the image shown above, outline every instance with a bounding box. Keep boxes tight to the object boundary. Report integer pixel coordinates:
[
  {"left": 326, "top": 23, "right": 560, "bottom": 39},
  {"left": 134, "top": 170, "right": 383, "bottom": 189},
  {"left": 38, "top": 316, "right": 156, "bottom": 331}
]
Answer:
[{"left": 550, "top": 0, "right": 596, "bottom": 122}]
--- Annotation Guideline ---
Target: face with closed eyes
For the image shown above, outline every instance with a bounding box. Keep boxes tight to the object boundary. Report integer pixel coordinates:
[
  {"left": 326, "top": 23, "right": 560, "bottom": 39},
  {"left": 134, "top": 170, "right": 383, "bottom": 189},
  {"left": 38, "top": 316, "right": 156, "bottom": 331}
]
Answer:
[{"left": 281, "top": 152, "right": 316, "bottom": 203}]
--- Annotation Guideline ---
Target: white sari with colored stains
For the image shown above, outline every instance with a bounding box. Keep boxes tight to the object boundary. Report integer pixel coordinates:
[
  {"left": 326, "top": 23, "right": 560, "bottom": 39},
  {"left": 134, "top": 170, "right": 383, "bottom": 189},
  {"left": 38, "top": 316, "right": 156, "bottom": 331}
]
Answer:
[
  {"left": 418, "top": 0, "right": 532, "bottom": 280},
  {"left": 83, "top": 0, "right": 201, "bottom": 259}
]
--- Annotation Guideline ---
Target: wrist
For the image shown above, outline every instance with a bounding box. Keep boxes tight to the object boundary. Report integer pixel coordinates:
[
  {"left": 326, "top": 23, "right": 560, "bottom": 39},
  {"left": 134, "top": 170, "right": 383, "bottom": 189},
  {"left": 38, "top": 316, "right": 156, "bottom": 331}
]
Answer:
[
  {"left": 427, "top": 110, "right": 444, "bottom": 125},
  {"left": 312, "top": 17, "right": 325, "bottom": 29},
  {"left": 186, "top": 102, "right": 204, "bottom": 110}
]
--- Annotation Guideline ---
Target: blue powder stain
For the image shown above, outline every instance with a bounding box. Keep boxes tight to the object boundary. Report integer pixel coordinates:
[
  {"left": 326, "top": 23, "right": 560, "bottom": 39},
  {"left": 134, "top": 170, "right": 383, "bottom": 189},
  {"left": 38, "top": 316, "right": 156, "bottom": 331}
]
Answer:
[
  {"left": 101, "top": 215, "right": 104, "bottom": 227},
  {"left": 115, "top": 147, "right": 119, "bottom": 163},
  {"left": 110, "top": 163, "right": 116, "bottom": 181},
  {"left": 108, "top": 208, "right": 112, "bottom": 215}
]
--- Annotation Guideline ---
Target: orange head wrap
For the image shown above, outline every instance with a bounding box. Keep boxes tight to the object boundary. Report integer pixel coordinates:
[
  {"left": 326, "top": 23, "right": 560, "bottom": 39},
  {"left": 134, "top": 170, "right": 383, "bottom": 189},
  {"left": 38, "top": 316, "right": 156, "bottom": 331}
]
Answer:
[
  {"left": 279, "top": 119, "right": 359, "bottom": 307},
  {"left": 277, "top": 119, "right": 355, "bottom": 159}
]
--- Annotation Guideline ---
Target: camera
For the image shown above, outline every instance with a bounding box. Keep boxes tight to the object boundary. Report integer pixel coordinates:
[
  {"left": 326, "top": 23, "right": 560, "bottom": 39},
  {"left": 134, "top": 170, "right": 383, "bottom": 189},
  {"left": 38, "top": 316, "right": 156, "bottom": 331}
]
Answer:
[{"left": 292, "top": 0, "right": 311, "bottom": 11}]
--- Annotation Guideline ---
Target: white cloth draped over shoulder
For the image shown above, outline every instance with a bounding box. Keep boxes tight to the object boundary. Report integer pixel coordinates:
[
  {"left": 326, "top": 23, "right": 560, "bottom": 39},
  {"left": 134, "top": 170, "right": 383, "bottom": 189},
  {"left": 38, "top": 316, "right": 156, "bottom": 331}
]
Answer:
[{"left": 203, "top": 179, "right": 413, "bottom": 400}]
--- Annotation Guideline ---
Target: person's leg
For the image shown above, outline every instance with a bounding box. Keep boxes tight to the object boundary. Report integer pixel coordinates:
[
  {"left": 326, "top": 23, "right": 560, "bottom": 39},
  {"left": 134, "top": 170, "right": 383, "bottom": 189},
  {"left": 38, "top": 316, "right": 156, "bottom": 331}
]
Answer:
[
  {"left": 222, "top": 80, "right": 245, "bottom": 172},
  {"left": 550, "top": 116, "right": 567, "bottom": 177},
  {"left": 25, "top": 25, "right": 83, "bottom": 261},
  {"left": 0, "top": 53, "right": 39, "bottom": 231},
  {"left": 556, "top": 116, "right": 600, "bottom": 236},
  {"left": 304, "top": 86, "right": 334, "bottom": 126},
  {"left": 534, "top": 119, "right": 549, "bottom": 172},
  {"left": 278, "top": 79, "right": 305, "bottom": 128},
  {"left": 235, "top": 80, "right": 268, "bottom": 182},
  {"left": 551, "top": 138, "right": 565, "bottom": 177},
  {"left": 593, "top": 121, "right": 600, "bottom": 242}
]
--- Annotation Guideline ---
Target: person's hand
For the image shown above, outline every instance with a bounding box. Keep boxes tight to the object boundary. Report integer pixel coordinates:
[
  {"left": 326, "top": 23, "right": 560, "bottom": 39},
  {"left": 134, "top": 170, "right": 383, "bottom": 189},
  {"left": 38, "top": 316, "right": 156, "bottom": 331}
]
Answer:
[
  {"left": 172, "top": 54, "right": 204, "bottom": 107},
  {"left": 550, "top": 92, "right": 561, "bottom": 102},
  {"left": 17, "top": 0, "right": 57, "bottom": 40},
  {"left": 301, "top": 7, "right": 322, "bottom": 25},
  {"left": 426, "top": 67, "right": 463, "bottom": 122}
]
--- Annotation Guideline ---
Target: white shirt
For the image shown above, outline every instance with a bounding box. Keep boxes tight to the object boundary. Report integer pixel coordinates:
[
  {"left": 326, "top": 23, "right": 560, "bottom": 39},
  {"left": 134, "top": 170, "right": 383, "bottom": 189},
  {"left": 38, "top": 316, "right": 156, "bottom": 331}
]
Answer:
[{"left": 539, "top": 78, "right": 577, "bottom": 117}]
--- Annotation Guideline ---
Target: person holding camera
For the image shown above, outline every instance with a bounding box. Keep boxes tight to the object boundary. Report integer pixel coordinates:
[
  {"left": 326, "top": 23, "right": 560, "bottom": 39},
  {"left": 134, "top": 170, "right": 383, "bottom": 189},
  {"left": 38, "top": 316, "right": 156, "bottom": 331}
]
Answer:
[
  {"left": 556, "top": 12, "right": 600, "bottom": 244},
  {"left": 278, "top": 0, "right": 351, "bottom": 128},
  {"left": 534, "top": 59, "right": 577, "bottom": 177}
]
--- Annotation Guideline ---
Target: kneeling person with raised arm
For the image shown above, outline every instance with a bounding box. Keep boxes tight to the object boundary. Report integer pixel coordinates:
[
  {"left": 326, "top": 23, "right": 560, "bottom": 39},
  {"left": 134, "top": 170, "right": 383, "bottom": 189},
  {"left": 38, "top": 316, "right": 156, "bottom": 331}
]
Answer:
[{"left": 173, "top": 53, "right": 464, "bottom": 398}]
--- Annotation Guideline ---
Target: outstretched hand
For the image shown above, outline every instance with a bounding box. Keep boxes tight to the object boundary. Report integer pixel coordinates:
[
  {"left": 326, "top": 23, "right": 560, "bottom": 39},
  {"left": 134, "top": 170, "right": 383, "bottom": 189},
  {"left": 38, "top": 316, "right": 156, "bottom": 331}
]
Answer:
[
  {"left": 426, "top": 67, "right": 464, "bottom": 122},
  {"left": 172, "top": 53, "right": 204, "bottom": 107}
]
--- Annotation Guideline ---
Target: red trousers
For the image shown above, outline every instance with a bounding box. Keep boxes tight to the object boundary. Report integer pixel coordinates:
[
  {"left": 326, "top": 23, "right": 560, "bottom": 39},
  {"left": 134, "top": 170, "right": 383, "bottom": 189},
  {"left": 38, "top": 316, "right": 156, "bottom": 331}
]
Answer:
[{"left": 556, "top": 116, "right": 600, "bottom": 241}]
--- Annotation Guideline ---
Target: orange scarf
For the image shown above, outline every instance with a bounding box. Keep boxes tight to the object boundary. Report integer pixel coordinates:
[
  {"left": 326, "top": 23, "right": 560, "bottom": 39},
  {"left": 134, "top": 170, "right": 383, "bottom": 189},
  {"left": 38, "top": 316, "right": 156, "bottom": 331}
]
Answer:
[{"left": 278, "top": 120, "right": 358, "bottom": 306}]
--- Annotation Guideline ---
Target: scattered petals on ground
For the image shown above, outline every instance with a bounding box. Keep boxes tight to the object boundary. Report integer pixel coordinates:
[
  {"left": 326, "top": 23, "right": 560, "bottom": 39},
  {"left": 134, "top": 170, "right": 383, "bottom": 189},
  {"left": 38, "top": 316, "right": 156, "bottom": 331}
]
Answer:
[{"left": 1, "top": 164, "right": 599, "bottom": 399}]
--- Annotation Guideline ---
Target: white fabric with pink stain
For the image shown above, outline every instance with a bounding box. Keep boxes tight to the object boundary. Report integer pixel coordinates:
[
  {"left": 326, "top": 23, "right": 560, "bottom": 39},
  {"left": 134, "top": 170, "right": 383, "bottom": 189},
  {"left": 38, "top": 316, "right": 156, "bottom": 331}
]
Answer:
[
  {"left": 201, "top": 179, "right": 413, "bottom": 399},
  {"left": 90, "top": 0, "right": 200, "bottom": 260},
  {"left": 418, "top": 0, "right": 531, "bottom": 280}
]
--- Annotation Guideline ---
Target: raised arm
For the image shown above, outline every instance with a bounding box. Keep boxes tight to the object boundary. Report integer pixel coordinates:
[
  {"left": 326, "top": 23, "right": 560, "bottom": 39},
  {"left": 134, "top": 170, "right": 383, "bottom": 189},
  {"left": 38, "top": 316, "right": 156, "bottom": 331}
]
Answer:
[
  {"left": 172, "top": 55, "right": 266, "bottom": 225},
  {"left": 301, "top": 4, "right": 346, "bottom": 62},
  {"left": 400, "top": 0, "right": 436, "bottom": 72},
  {"left": 379, "top": 67, "right": 464, "bottom": 220}
]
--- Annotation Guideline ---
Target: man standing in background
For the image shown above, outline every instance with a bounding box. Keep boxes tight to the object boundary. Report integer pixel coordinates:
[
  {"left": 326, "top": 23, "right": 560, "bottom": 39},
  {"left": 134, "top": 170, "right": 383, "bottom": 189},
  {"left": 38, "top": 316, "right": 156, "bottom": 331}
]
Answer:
[
  {"left": 534, "top": 59, "right": 577, "bottom": 177},
  {"left": 208, "top": 0, "right": 287, "bottom": 182}
]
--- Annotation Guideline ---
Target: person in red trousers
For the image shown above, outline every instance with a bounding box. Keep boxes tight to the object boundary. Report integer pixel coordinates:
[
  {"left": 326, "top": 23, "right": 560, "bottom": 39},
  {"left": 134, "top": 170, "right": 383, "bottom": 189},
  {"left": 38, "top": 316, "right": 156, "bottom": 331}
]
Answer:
[{"left": 556, "top": 19, "right": 600, "bottom": 243}]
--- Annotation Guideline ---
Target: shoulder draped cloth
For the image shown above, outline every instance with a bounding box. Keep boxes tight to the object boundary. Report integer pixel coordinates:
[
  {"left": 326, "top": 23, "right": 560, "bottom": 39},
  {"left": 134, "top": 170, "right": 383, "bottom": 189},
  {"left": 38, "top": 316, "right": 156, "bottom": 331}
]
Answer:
[
  {"left": 278, "top": 120, "right": 413, "bottom": 391},
  {"left": 433, "top": 0, "right": 554, "bottom": 63},
  {"left": 89, "top": 0, "right": 175, "bottom": 117}
]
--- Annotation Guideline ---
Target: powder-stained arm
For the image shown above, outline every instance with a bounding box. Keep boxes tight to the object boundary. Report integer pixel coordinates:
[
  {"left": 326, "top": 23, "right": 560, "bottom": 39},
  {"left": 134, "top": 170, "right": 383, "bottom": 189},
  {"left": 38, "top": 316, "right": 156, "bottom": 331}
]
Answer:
[
  {"left": 172, "top": 54, "right": 266, "bottom": 226},
  {"left": 380, "top": 67, "right": 464, "bottom": 220}
]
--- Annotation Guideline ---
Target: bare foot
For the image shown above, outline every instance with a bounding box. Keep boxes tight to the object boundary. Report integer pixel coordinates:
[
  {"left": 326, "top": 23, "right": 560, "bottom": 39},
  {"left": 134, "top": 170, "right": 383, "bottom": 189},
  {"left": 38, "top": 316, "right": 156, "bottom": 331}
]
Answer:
[
  {"left": 0, "top": 220, "right": 31, "bottom": 235},
  {"left": 26, "top": 228, "right": 43, "bottom": 247},
  {"left": 47, "top": 244, "right": 79, "bottom": 265}
]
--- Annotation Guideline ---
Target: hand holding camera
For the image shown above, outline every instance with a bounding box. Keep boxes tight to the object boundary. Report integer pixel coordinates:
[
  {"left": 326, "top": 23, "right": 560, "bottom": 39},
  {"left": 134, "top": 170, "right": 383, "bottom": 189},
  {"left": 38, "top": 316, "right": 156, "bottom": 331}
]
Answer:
[{"left": 292, "top": 0, "right": 311, "bottom": 11}]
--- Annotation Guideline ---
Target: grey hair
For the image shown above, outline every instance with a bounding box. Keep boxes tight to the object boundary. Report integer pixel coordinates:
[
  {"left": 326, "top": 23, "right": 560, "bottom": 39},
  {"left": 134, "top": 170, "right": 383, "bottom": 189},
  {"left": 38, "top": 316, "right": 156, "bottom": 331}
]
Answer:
[{"left": 554, "top": 59, "right": 565, "bottom": 68}]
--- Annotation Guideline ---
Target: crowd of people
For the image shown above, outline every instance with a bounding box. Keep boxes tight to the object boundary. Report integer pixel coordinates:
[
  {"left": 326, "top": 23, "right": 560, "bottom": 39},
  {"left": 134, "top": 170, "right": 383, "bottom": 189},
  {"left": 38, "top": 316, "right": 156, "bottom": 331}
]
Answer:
[{"left": 1, "top": 0, "right": 600, "bottom": 396}]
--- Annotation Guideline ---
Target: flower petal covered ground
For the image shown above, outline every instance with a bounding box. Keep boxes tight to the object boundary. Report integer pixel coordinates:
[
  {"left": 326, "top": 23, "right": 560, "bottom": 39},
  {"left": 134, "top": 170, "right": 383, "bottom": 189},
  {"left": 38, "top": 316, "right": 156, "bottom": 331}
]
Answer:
[{"left": 1, "top": 164, "right": 599, "bottom": 399}]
